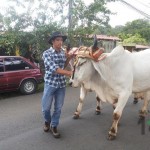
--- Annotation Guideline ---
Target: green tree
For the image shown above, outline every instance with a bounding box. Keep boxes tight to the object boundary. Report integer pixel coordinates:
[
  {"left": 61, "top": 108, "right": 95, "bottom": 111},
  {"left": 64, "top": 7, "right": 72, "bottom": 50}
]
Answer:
[
  {"left": 50, "top": 0, "right": 116, "bottom": 45},
  {"left": 122, "top": 33, "right": 147, "bottom": 45},
  {"left": 0, "top": 0, "right": 117, "bottom": 55},
  {"left": 109, "top": 19, "right": 150, "bottom": 45},
  {"left": 123, "top": 19, "right": 150, "bottom": 44},
  {"left": 109, "top": 25, "right": 124, "bottom": 36}
]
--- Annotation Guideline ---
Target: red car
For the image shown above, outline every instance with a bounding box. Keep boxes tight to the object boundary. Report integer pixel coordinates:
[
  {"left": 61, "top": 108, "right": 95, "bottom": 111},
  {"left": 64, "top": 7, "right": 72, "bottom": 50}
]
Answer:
[{"left": 0, "top": 56, "right": 43, "bottom": 95}]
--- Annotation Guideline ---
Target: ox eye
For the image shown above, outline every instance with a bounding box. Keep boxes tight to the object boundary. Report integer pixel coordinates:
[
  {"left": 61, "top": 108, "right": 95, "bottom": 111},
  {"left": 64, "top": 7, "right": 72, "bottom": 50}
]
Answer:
[
  {"left": 78, "top": 62, "right": 84, "bottom": 66},
  {"left": 77, "top": 60, "right": 86, "bottom": 67}
]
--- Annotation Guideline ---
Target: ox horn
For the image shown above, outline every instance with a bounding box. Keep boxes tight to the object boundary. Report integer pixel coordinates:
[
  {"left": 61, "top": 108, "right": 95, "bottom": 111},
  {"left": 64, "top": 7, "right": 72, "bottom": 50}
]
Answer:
[
  {"left": 66, "top": 40, "right": 71, "bottom": 52},
  {"left": 92, "top": 34, "right": 98, "bottom": 51}
]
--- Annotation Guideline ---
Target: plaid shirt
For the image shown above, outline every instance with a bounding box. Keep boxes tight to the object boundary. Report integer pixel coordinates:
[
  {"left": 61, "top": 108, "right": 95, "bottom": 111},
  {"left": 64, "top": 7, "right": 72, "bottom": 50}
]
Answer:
[{"left": 42, "top": 47, "right": 67, "bottom": 88}]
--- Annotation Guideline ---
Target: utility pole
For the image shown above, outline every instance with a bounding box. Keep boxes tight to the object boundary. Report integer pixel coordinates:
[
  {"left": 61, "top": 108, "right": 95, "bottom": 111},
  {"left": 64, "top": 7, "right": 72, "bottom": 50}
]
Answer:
[
  {"left": 68, "top": 0, "right": 73, "bottom": 32},
  {"left": 68, "top": 0, "right": 73, "bottom": 46}
]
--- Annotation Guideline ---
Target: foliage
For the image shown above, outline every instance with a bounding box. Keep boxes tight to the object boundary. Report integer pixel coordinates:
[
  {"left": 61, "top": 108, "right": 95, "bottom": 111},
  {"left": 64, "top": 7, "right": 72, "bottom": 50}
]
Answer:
[
  {"left": 1, "top": 0, "right": 149, "bottom": 58},
  {"left": 122, "top": 34, "right": 147, "bottom": 45},
  {"left": 121, "top": 19, "right": 150, "bottom": 44},
  {"left": 0, "top": 0, "right": 116, "bottom": 56},
  {"left": 109, "top": 25, "right": 124, "bottom": 36},
  {"left": 109, "top": 19, "right": 150, "bottom": 45}
]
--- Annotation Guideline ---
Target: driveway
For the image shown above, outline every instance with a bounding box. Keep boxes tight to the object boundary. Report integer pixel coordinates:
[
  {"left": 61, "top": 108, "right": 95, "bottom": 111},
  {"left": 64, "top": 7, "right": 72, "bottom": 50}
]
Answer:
[{"left": 0, "top": 87, "right": 150, "bottom": 150}]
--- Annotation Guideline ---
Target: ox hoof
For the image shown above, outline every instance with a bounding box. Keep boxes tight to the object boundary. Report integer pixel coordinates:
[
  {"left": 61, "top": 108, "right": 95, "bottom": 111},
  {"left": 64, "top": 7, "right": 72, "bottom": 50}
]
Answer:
[
  {"left": 133, "top": 99, "right": 138, "bottom": 104},
  {"left": 139, "top": 110, "right": 147, "bottom": 118},
  {"left": 107, "top": 134, "right": 116, "bottom": 140},
  {"left": 138, "top": 116, "right": 145, "bottom": 124},
  {"left": 73, "top": 114, "right": 80, "bottom": 119},
  {"left": 95, "top": 111, "right": 101, "bottom": 115}
]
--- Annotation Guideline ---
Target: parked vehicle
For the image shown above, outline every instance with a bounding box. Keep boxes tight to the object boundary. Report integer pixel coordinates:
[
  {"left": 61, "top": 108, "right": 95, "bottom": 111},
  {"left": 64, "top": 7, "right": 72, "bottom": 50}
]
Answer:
[{"left": 0, "top": 56, "right": 43, "bottom": 95}]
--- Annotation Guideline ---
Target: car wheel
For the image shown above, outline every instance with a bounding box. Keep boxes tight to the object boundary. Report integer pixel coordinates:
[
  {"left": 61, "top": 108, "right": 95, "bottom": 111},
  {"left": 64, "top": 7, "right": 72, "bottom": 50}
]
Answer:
[{"left": 20, "top": 79, "right": 37, "bottom": 95}]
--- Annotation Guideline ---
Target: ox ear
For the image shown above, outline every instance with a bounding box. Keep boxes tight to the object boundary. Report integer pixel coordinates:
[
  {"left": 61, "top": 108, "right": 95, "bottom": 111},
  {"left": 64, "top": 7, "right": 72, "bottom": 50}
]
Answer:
[{"left": 92, "top": 34, "right": 98, "bottom": 51}]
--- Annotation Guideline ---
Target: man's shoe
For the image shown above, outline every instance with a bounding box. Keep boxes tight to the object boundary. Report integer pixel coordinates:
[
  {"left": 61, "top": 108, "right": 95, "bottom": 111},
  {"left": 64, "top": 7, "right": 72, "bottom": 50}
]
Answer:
[
  {"left": 43, "top": 122, "right": 50, "bottom": 132},
  {"left": 50, "top": 126, "right": 60, "bottom": 138}
]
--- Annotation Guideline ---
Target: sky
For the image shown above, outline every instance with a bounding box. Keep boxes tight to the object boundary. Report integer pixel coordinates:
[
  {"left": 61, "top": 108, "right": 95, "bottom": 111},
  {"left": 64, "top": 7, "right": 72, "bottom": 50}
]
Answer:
[
  {"left": 84, "top": 0, "right": 150, "bottom": 27},
  {"left": 0, "top": 0, "right": 150, "bottom": 27},
  {"left": 106, "top": 0, "right": 150, "bottom": 27}
]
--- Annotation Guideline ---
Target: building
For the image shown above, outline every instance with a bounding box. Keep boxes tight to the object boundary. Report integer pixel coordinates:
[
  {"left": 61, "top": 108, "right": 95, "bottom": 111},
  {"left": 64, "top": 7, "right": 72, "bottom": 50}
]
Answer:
[
  {"left": 123, "top": 43, "right": 150, "bottom": 52},
  {"left": 88, "top": 34, "right": 121, "bottom": 52},
  {"left": 135, "top": 45, "right": 150, "bottom": 51}
]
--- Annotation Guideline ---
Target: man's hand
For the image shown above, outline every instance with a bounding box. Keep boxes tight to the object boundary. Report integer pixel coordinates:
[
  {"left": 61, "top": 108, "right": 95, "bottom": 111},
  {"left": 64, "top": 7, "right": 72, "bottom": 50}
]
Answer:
[{"left": 55, "top": 68, "right": 72, "bottom": 77}]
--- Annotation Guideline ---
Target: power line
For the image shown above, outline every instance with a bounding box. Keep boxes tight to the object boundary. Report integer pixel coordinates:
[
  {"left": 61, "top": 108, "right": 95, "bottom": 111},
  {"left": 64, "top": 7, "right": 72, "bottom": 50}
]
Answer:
[
  {"left": 120, "top": 0, "right": 150, "bottom": 19},
  {"left": 135, "top": 0, "right": 150, "bottom": 9},
  {"left": 119, "top": 0, "right": 150, "bottom": 20}
]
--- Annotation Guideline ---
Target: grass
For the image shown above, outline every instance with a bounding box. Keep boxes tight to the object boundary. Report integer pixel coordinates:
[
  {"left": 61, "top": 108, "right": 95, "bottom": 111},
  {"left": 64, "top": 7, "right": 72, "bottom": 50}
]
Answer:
[{"left": 37, "top": 82, "right": 44, "bottom": 92}]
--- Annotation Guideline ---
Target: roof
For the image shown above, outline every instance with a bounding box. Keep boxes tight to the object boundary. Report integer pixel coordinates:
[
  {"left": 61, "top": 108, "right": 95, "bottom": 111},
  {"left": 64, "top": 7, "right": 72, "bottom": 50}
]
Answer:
[
  {"left": 89, "top": 34, "right": 121, "bottom": 41},
  {"left": 122, "top": 43, "right": 150, "bottom": 49},
  {"left": 135, "top": 45, "right": 150, "bottom": 49}
]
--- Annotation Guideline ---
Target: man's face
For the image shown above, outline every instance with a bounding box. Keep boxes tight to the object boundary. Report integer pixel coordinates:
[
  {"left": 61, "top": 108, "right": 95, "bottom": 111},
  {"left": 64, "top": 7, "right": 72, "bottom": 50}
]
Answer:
[{"left": 52, "top": 37, "right": 63, "bottom": 50}]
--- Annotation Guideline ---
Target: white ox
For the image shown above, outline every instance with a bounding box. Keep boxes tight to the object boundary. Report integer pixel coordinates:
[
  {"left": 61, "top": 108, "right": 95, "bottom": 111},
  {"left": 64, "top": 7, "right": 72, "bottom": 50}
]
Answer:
[
  {"left": 68, "top": 47, "right": 140, "bottom": 118},
  {"left": 69, "top": 44, "right": 150, "bottom": 140}
]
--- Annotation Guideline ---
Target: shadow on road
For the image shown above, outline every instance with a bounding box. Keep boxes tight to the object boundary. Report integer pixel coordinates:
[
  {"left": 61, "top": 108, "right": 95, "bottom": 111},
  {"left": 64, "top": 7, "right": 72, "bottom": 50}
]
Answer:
[{"left": 0, "top": 83, "right": 44, "bottom": 100}]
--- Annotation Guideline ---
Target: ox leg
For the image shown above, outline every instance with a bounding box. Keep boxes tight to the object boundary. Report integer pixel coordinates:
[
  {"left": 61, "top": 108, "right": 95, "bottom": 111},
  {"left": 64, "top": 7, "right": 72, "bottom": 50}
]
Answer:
[
  {"left": 108, "top": 93, "right": 130, "bottom": 140},
  {"left": 73, "top": 85, "right": 87, "bottom": 119},
  {"left": 112, "top": 99, "right": 118, "bottom": 110},
  {"left": 138, "top": 92, "right": 150, "bottom": 123},
  {"left": 133, "top": 92, "right": 144, "bottom": 104},
  {"left": 139, "top": 99, "right": 148, "bottom": 117},
  {"left": 133, "top": 93, "right": 139, "bottom": 104},
  {"left": 95, "top": 96, "right": 102, "bottom": 115},
  {"left": 112, "top": 101, "right": 122, "bottom": 126}
]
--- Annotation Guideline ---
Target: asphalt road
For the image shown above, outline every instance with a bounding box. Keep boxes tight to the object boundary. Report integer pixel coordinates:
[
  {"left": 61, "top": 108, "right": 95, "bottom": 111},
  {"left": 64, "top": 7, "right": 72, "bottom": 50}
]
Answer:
[{"left": 0, "top": 87, "right": 150, "bottom": 150}]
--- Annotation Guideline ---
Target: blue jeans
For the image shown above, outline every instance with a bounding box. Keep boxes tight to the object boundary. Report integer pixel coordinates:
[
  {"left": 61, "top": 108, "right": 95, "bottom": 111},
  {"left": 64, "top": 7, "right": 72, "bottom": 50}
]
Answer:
[{"left": 42, "top": 84, "right": 66, "bottom": 127}]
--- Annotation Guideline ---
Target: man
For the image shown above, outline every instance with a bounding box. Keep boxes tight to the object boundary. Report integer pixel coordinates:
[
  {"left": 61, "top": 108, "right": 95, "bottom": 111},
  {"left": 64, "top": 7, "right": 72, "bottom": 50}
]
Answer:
[{"left": 42, "top": 31, "right": 72, "bottom": 138}]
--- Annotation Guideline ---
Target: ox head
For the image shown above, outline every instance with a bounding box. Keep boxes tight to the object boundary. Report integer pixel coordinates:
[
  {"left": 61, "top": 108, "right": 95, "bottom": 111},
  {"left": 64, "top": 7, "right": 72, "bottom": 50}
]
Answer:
[
  {"left": 69, "top": 37, "right": 100, "bottom": 87},
  {"left": 69, "top": 56, "right": 95, "bottom": 88},
  {"left": 69, "top": 35, "right": 105, "bottom": 87}
]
